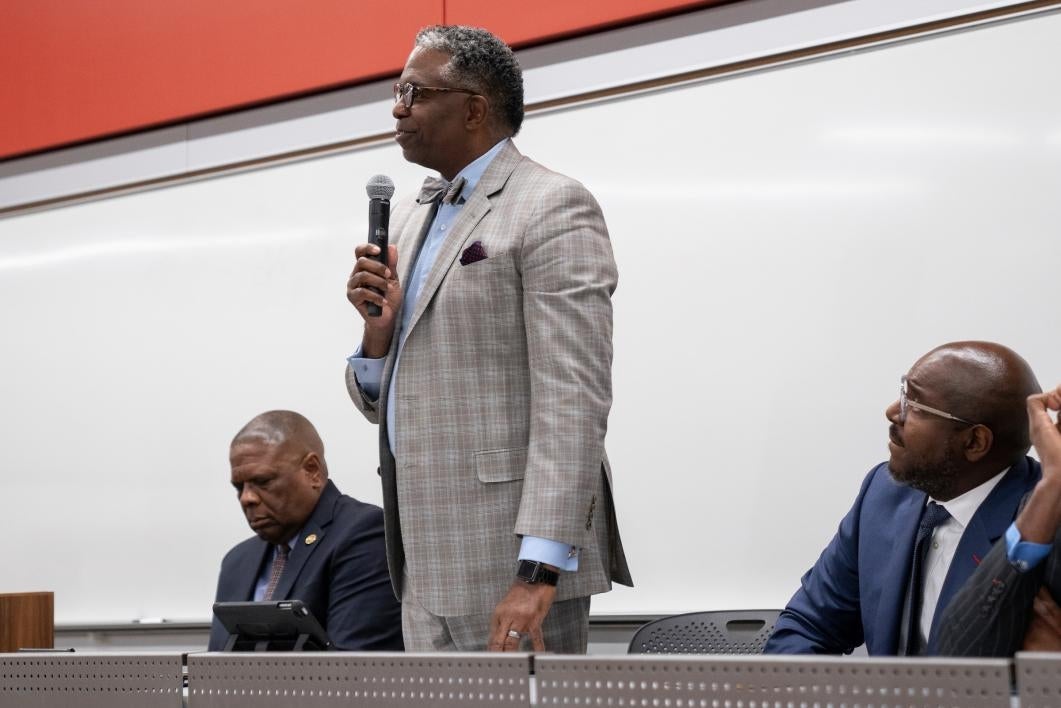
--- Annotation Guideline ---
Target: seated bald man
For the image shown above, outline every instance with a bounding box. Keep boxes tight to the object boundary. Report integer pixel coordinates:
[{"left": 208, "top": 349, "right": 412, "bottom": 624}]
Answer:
[
  {"left": 764, "top": 341, "right": 1041, "bottom": 655},
  {"left": 208, "top": 411, "right": 403, "bottom": 651}
]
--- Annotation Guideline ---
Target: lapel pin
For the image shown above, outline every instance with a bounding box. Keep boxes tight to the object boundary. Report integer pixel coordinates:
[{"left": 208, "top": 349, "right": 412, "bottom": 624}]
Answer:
[{"left": 305, "top": 533, "right": 318, "bottom": 545}]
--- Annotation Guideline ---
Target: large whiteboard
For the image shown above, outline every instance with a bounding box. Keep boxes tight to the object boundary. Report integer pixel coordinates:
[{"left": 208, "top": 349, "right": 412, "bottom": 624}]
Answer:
[{"left": 2, "top": 11, "right": 1060, "bottom": 624}]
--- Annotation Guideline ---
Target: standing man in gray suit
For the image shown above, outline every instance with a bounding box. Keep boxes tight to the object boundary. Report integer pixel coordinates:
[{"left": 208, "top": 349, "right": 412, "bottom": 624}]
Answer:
[{"left": 344, "top": 25, "right": 631, "bottom": 653}]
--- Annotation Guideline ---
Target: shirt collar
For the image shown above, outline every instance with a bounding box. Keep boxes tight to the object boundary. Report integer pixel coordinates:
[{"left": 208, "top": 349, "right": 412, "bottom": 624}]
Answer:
[
  {"left": 272, "top": 536, "right": 296, "bottom": 555},
  {"left": 931, "top": 466, "right": 1009, "bottom": 529},
  {"left": 448, "top": 138, "right": 509, "bottom": 202}
]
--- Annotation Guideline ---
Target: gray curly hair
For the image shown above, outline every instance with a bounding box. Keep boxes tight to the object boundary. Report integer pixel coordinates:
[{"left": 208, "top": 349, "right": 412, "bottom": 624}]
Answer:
[{"left": 415, "top": 25, "right": 524, "bottom": 136}]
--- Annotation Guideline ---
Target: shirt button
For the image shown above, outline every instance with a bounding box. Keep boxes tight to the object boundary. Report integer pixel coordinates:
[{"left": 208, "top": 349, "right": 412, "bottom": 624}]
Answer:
[
  {"left": 440, "top": 225, "right": 446, "bottom": 231},
  {"left": 932, "top": 542, "right": 939, "bottom": 549}
]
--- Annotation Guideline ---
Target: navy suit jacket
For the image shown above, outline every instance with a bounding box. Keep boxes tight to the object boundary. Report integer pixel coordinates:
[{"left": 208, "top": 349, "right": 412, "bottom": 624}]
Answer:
[
  {"left": 208, "top": 480, "right": 404, "bottom": 651},
  {"left": 764, "top": 457, "right": 1040, "bottom": 655}
]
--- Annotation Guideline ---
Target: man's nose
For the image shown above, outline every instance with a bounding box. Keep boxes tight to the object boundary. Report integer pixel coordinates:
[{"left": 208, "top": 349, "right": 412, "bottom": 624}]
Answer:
[
  {"left": 392, "top": 99, "right": 409, "bottom": 119},
  {"left": 239, "top": 486, "right": 260, "bottom": 508},
  {"left": 885, "top": 399, "right": 901, "bottom": 424}
]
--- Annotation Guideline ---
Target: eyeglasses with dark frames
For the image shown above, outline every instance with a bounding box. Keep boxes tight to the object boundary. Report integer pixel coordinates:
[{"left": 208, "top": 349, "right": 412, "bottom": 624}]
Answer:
[
  {"left": 393, "top": 82, "right": 478, "bottom": 108},
  {"left": 899, "top": 375, "right": 976, "bottom": 425}
]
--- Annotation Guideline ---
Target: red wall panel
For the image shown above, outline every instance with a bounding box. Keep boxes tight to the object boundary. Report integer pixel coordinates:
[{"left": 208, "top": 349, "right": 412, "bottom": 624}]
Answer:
[
  {"left": 0, "top": 0, "right": 441, "bottom": 159},
  {"left": 445, "top": 0, "right": 724, "bottom": 46},
  {"left": 0, "top": 0, "right": 721, "bottom": 160}
]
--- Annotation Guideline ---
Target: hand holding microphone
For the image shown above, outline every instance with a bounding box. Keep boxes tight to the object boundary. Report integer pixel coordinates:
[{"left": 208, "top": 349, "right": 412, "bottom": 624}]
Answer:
[
  {"left": 348, "top": 175, "right": 402, "bottom": 357},
  {"left": 364, "top": 175, "right": 394, "bottom": 317}
]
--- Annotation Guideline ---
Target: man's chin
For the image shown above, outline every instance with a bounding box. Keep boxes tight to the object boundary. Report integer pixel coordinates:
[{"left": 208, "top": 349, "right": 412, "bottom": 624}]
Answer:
[
  {"left": 889, "top": 465, "right": 915, "bottom": 487},
  {"left": 250, "top": 521, "right": 282, "bottom": 544},
  {"left": 889, "top": 465, "right": 955, "bottom": 499},
  {"left": 400, "top": 145, "right": 428, "bottom": 169},
  {"left": 888, "top": 459, "right": 929, "bottom": 492},
  {"left": 888, "top": 449, "right": 909, "bottom": 481}
]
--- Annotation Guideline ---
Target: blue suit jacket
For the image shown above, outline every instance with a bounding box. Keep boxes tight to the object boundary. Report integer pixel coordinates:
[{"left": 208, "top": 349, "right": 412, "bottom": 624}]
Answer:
[
  {"left": 208, "top": 480, "right": 404, "bottom": 651},
  {"left": 764, "top": 456, "right": 1040, "bottom": 655}
]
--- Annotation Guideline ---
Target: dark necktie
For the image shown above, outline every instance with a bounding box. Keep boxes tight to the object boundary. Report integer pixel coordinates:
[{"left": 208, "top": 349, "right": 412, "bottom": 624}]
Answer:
[
  {"left": 416, "top": 175, "right": 467, "bottom": 205},
  {"left": 262, "top": 544, "right": 289, "bottom": 601},
  {"left": 904, "top": 501, "right": 951, "bottom": 655}
]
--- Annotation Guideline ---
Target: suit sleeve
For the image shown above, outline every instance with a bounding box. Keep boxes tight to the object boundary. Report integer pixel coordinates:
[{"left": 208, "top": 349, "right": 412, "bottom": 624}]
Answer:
[
  {"left": 764, "top": 467, "right": 878, "bottom": 654},
  {"left": 207, "top": 571, "right": 229, "bottom": 651},
  {"left": 326, "top": 506, "right": 404, "bottom": 651},
  {"left": 514, "top": 178, "right": 617, "bottom": 547},
  {"left": 935, "top": 530, "right": 1051, "bottom": 656},
  {"left": 207, "top": 544, "right": 249, "bottom": 651}
]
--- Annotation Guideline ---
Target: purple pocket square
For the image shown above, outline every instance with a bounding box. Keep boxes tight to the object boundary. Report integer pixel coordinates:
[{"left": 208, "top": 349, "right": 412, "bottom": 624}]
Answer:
[{"left": 459, "top": 240, "right": 488, "bottom": 266}]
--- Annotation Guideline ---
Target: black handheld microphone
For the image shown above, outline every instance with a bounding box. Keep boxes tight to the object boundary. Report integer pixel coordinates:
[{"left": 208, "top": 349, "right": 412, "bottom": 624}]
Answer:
[{"left": 365, "top": 175, "right": 395, "bottom": 317}]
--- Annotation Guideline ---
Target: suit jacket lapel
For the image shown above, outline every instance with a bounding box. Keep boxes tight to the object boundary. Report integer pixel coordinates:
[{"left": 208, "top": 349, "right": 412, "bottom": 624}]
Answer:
[
  {"left": 273, "top": 480, "right": 338, "bottom": 601},
  {"left": 927, "top": 459, "right": 1031, "bottom": 649},
  {"left": 379, "top": 201, "right": 437, "bottom": 405},
  {"left": 874, "top": 490, "right": 925, "bottom": 653},
  {"left": 403, "top": 196, "right": 491, "bottom": 336},
  {"left": 402, "top": 142, "right": 523, "bottom": 339},
  {"left": 233, "top": 540, "right": 270, "bottom": 601}
]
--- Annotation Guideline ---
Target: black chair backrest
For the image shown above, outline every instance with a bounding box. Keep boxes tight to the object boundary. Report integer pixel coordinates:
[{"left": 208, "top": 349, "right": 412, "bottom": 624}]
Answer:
[{"left": 628, "top": 609, "right": 782, "bottom": 654}]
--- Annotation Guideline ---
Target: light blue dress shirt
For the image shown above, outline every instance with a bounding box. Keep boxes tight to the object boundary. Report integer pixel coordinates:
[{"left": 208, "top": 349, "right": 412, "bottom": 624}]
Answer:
[
  {"left": 1004, "top": 521, "right": 1052, "bottom": 572},
  {"left": 348, "top": 138, "right": 577, "bottom": 572}
]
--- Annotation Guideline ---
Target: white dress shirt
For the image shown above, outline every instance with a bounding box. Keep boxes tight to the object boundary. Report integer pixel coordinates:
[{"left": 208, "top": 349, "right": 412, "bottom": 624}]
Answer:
[{"left": 898, "top": 467, "right": 1008, "bottom": 650}]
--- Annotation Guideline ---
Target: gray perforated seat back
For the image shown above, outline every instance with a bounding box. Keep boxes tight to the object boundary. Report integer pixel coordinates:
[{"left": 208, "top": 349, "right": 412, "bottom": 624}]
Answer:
[{"left": 628, "top": 610, "right": 781, "bottom": 654}]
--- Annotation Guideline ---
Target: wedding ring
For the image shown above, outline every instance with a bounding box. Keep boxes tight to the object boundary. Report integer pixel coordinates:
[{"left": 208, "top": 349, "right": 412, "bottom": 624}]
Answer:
[{"left": 507, "top": 630, "right": 521, "bottom": 639}]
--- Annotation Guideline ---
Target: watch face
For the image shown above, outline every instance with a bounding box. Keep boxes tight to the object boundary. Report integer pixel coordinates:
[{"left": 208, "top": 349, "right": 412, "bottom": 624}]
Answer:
[
  {"left": 517, "top": 560, "right": 539, "bottom": 582},
  {"left": 517, "top": 560, "right": 557, "bottom": 586}
]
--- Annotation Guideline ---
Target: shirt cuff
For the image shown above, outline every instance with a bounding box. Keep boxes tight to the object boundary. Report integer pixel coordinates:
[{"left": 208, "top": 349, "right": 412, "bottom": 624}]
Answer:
[
  {"left": 1005, "top": 521, "right": 1052, "bottom": 572},
  {"left": 518, "top": 536, "right": 578, "bottom": 572},
  {"left": 347, "top": 348, "right": 385, "bottom": 401}
]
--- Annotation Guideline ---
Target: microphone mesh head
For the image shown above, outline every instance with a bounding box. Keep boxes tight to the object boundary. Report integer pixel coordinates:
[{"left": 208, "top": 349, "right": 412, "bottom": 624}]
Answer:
[{"left": 366, "top": 174, "right": 395, "bottom": 200}]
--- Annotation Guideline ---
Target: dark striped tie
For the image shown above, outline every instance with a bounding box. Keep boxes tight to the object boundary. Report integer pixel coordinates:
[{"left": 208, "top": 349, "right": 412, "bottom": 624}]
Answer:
[
  {"left": 262, "top": 544, "right": 289, "bottom": 601},
  {"left": 904, "top": 501, "right": 951, "bottom": 655}
]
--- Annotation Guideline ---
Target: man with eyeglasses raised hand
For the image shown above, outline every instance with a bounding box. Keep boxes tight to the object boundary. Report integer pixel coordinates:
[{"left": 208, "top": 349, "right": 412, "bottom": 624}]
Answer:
[
  {"left": 344, "top": 26, "right": 631, "bottom": 653},
  {"left": 764, "top": 341, "right": 1041, "bottom": 656}
]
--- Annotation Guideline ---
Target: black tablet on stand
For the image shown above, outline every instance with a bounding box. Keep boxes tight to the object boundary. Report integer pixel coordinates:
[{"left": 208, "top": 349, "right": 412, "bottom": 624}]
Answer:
[{"left": 213, "top": 600, "right": 333, "bottom": 651}]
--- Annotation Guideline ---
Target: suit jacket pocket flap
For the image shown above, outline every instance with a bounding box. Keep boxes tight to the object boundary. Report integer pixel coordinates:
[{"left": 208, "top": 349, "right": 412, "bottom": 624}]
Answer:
[{"left": 474, "top": 447, "right": 528, "bottom": 483}]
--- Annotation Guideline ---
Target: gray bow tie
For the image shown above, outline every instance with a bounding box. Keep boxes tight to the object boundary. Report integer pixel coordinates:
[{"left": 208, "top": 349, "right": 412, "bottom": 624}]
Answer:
[{"left": 417, "top": 175, "right": 467, "bottom": 205}]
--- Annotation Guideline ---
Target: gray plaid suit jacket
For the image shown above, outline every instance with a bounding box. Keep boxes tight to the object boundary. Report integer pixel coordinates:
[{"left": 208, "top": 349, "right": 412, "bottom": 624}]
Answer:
[{"left": 346, "top": 141, "right": 632, "bottom": 617}]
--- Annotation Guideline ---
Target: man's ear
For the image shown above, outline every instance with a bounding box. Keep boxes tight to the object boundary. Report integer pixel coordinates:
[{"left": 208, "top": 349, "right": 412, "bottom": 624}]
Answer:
[
  {"left": 465, "top": 95, "right": 489, "bottom": 130},
  {"left": 303, "top": 452, "right": 325, "bottom": 489},
  {"left": 964, "top": 424, "right": 994, "bottom": 463}
]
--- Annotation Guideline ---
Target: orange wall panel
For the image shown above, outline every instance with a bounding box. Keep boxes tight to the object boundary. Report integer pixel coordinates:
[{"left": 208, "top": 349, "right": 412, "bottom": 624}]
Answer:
[
  {"left": 445, "top": 0, "right": 724, "bottom": 46},
  {"left": 0, "top": 0, "right": 441, "bottom": 159},
  {"left": 0, "top": 1, "right": 725, "bottom": 159}
]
